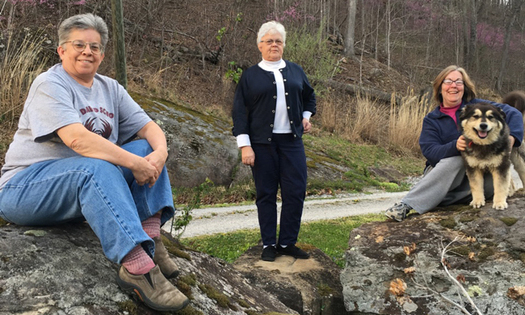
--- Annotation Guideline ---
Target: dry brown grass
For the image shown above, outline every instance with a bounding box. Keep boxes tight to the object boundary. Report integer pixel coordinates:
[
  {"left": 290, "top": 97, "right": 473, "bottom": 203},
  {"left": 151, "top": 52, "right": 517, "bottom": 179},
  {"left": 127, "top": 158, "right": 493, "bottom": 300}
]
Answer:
[
  {"left": 0, "top": 31, "right": 50, "bottom": 166},
  {"left": 317, "top": 88, "right": 434, "bottom": 155},
  {"left": 317, "top": 91, "right": 388, "bottom": 144},
  {"left": 388, "top": 90, "right": 435, "bottom": 152},
  {"left": 0, "top": 31, "right": 49, "bottom": 125},
  {"left": 343, "top": 93, "right": 389, "bottom": 144}
]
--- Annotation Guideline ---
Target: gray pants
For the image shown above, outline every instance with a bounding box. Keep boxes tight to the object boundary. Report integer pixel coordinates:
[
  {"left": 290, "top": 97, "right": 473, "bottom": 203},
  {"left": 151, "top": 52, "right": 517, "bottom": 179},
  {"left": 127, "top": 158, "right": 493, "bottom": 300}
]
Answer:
[{"left": 403, "top": 156, "right": 494, "bottom": 214}]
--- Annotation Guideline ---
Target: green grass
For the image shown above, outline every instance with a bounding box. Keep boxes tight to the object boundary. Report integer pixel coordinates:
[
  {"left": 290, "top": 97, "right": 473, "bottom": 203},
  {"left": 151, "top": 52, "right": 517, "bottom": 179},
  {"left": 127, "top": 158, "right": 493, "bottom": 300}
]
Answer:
[
  {"left": 180, "top": 213, "right": 386, "bottom": 268},
  {"left": 302, "top": 133, "right": 424, "bottom": 176},
  {"left": 298, "top": 213, "right": 386, "bottom": 267},
  {"left": 181, "top": 229, "right": 260, "bottom": 263}
]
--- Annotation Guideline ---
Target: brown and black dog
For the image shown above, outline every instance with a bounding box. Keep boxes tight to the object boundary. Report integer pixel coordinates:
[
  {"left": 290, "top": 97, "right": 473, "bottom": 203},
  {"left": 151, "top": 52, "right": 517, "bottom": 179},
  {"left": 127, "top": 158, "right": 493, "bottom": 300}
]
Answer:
[{"left": 459, "top": 101, "right": 525, "bottom": 209}]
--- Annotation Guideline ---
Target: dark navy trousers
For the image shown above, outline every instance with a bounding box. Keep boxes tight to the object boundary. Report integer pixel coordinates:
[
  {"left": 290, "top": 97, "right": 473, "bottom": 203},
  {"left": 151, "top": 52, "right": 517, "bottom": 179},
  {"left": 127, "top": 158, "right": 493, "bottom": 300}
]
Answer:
[{"left": 251, "top": 133, "right": 307, "bottom": 246}]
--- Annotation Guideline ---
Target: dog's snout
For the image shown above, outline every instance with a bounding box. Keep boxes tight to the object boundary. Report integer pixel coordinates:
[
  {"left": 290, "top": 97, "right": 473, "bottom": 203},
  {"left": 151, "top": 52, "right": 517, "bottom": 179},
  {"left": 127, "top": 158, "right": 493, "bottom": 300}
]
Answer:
[{"left": 479, "top": 123, "right": 488, "bottom": 130}]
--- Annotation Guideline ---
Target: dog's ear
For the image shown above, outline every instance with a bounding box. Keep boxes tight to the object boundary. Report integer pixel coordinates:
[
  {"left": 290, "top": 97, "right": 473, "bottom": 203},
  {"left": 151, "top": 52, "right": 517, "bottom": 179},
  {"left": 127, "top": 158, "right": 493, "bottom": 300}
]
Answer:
[
  {"left": 459, "top": 104, "right": 472, "bottom": 121},
  {"left": 495, "top": 106, "right": 506, "bottom": 120}
]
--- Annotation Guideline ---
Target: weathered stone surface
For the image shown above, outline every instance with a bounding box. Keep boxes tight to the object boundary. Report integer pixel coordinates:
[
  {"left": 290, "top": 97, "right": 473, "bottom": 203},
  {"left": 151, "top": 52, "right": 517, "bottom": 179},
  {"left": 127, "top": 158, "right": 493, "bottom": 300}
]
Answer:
[
  {"left": 140, "top": 97, "right": 251, "bottom": 189},
  {"left": 341, "top": 192, "right": 525, "bottom": 315},
  {"left": 233, "top": 245, "right": 350, "bottom": 315},
  {"left": 0, "top": 221, "right": 297, "bottom": 315}
]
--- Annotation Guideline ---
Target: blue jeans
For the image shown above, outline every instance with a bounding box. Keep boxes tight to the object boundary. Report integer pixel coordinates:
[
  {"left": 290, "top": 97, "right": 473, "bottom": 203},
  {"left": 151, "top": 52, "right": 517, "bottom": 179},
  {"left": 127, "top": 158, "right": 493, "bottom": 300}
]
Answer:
[{"left": 0, "top": 139, "right": 175, "bottom": 264}]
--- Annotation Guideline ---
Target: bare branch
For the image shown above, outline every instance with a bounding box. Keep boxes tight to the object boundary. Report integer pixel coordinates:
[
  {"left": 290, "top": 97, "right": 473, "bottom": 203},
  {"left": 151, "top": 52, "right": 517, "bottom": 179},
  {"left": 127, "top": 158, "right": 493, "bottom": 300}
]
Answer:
[
  {"left": 409, "top": 277, "right": 474, "bottom": 315},
  {"left": 440, "top": 236, "right": 484, "bottom": 315}
]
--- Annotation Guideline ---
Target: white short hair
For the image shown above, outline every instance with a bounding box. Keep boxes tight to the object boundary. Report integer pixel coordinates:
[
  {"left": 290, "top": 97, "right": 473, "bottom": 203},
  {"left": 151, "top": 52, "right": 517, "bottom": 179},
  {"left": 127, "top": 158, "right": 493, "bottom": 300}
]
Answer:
[{"left": 257, "top": 21, "right": 286, "bottom": 46}]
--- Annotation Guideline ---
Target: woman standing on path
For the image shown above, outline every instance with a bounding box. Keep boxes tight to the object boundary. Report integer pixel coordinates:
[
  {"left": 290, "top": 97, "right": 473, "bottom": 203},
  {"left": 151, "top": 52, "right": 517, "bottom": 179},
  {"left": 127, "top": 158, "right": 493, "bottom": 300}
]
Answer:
[{"left": 232, "top": 21, "right": 317, "bottom": 262}]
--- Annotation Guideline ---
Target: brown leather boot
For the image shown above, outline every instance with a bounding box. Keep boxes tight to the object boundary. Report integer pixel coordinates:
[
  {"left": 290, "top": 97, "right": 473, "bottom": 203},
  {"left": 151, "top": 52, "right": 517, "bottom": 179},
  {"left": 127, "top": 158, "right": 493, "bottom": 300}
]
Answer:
[
  {"left": 153, "top": 236, "right": 180, "bottom": 279},
  {"left": 117, "top": 265, "right": 189, "bottom": 312}
]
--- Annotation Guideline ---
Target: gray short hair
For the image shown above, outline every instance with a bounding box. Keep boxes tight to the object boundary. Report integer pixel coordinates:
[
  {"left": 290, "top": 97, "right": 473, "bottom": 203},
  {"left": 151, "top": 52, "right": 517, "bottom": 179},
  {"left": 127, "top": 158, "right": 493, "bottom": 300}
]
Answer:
[
  {"left": 257, "top": 21, "right": 286, "bottom": 46},
  {"left": 58, "top": 13, "right": 109, "bottom": 49}
]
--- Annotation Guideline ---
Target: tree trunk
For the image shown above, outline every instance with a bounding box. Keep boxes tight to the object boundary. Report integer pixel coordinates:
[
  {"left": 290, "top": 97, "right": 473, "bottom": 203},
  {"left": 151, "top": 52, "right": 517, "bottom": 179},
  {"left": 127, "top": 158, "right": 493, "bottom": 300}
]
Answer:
[
  {"left": 385, "top": 0, "right": 391, "bottom": 68},
  {"left": 111, "top": 0, "right": 128, "bottom": 89},
  {"left": 425, "top": 0, "right": 434, "bottom": 65},
  {"left": 469, "top": 0, "right": 478, "bottom": 71},
  {"left": 344, "top": 0, "right": 357, "bottom": 58},
  {"left": 462, "top": 0, "right": 479, "bottom": 71},
  {"left": 496, "top": 0, "right": 523, "bottom": 92},
  {"left": 462, "top": 0, "right": 470, "bottom": 69}
]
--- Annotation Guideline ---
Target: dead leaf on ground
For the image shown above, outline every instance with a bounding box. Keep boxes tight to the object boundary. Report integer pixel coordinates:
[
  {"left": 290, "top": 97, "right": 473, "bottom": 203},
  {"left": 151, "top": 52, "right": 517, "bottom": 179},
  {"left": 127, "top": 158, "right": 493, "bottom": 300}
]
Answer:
[
  {"left": 508, "top": 286, "right": 525, "bottom": 299},
  {"left": 403, "top": 242, "right": 417, "bottom": 256},
  {"left": 389, "top": 278, "right": 407, "bottom": 296},
  {"left": 404, "top": 267, "right": 416, "bottom": 274}
]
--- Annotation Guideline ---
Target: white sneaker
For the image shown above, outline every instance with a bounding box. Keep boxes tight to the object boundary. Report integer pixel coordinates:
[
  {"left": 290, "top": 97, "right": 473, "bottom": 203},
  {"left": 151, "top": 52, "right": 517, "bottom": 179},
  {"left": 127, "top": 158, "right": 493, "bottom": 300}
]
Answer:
[{"left": 385, "top": 202, "right": 412, "bottom": 222}]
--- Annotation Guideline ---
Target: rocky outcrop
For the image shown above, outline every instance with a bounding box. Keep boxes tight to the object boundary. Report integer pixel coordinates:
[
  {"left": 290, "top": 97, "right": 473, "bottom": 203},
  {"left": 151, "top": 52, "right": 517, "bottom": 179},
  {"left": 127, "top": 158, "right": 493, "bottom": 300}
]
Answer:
[
  {"left": 0, "top": 218, "right": 352, "bottom": 315},
  {"left": 233, "top": 245, "right": 350, "bottom": 315},
  {"left": 137, "top": 95, "right": 252, "bottom": 189},
  {"left": 0, "top": 221, "right": 297, "bottom": 315},
  {"left": 135, "top": 95, "right": 363, "bottom": 190},
  {"left": 340, "top": 192, "right": 525, "bottom": 315}
]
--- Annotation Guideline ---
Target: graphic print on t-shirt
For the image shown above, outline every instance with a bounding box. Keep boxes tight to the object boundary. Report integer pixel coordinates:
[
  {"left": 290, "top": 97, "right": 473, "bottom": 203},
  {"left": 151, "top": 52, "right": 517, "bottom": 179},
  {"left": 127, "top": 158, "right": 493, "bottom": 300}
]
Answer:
[{"left": 84, "top": 117, "right": 113, "bottom": 139}]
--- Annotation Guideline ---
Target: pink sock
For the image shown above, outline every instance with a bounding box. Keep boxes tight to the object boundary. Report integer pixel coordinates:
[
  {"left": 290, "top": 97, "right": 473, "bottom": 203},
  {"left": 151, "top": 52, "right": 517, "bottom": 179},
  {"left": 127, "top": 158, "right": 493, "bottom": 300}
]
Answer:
[
  {"left": 142, "top": 212, "right": 162, "bottom": 238},
  {"left": 122, "top": 245, "right": 155, "bottom": 275}
]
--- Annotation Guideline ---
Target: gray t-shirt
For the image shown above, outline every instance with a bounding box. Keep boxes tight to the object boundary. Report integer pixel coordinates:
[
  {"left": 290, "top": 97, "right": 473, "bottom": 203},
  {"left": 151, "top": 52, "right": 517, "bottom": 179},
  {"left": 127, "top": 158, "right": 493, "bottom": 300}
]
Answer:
[{"left": 0, "top": 64, "right": 152, "bottom": 189}]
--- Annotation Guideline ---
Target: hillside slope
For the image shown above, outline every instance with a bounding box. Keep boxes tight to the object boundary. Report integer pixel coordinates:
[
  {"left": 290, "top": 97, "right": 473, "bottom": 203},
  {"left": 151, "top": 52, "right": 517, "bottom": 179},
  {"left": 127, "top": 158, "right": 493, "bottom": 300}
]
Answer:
[{"left": 0, "top": 1, "right": 420, "bottom": 176}]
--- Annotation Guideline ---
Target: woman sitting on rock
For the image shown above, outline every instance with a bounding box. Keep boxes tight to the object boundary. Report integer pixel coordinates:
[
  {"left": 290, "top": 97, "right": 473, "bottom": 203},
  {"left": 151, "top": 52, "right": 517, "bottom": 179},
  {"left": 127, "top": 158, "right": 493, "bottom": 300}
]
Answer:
[{"left": 0, "top": 13, "right": 188, "bottom": 312}]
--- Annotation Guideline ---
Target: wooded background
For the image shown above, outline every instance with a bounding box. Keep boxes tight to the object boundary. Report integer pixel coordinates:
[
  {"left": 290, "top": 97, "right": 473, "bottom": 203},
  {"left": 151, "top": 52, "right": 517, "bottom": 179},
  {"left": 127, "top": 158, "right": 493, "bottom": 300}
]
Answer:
[{"left": 1, "top": 0, "right": 525, "bottom": 99}]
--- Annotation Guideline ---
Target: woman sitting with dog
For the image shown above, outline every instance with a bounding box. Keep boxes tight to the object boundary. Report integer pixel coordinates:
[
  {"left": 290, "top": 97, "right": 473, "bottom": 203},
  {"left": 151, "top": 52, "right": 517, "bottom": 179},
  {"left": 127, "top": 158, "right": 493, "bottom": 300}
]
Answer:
[{"left": 385, "top": 65, "right": 524, "bottom": 222}]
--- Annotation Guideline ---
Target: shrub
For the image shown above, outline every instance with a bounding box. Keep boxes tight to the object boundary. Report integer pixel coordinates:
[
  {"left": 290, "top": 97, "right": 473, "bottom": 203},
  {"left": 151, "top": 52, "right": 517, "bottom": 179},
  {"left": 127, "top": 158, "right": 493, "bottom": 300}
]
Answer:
[{"left": 284, "top": 25, "right": 340, "bottom": 94}]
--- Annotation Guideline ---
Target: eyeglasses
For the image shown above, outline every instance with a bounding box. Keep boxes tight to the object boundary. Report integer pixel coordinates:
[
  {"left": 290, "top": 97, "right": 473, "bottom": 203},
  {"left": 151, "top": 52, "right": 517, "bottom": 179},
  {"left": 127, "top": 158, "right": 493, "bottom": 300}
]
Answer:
[
  {"left": 61, "top": 40, "right": 103, "bottom": 54},
  {"left": 442, "top": 79, "right": 464, "bottom": 86},
  {"left": 260, "top": 39, "right": 284, "bottom": 46}
]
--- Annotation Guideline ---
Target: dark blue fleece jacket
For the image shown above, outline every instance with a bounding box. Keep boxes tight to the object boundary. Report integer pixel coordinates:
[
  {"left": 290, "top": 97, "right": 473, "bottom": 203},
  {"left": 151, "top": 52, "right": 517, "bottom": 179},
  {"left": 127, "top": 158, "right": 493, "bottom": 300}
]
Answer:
[{"left": 232, "top": 60, "right": 316, "bottom": 144}]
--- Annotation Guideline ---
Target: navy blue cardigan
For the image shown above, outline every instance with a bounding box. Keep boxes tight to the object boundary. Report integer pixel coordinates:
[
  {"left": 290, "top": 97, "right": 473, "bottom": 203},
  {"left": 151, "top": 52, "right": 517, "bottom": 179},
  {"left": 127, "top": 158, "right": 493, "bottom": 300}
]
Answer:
[
  {"left": 232, "top": 60, "right": 316, "bottom": 144},
  {"left": 419, "top": 99, "right": 524, "bottom": 167}
]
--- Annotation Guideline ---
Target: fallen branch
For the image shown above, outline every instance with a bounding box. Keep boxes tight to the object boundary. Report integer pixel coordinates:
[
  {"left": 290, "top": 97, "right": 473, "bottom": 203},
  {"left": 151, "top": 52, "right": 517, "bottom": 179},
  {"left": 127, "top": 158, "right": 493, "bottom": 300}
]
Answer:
[
  {"left": 406, "top": 237, "right": 484, "bottom": 315},
  {"left": 410, "top": 278, "right": 475, "bottom": 315},
  {"left": 440, "top": 236, "right": 484, "bottom": 315}
]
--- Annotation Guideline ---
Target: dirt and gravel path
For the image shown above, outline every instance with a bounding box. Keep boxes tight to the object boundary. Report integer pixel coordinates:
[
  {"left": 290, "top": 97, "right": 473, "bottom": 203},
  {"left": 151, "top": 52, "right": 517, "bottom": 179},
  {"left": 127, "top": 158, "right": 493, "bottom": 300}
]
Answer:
[
  {"left": 162, "top": 169, "right": 524, "bottom": 239},
  {"left": 165, "top": 190, "right": 408, "bottom": 238}
]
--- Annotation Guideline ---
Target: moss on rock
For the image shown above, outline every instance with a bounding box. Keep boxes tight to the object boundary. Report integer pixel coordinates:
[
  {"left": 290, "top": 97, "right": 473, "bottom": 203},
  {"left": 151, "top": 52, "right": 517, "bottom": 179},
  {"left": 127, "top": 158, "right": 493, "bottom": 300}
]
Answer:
[
  {"left": 499, "top": 217, "right": 518, "bottom": 226},
  {"left": 439, "top": 217, "right": 457, "bottom": 229}
]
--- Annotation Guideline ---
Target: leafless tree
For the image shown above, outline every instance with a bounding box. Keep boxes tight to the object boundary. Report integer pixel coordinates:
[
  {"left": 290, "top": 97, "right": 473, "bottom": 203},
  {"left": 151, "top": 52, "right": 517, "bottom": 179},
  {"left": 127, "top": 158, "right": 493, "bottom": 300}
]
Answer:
[
  {"left": 344, "top": 0, "right": 357, "bottom": 58},
  {"left": 496, "top": 0, "right": 524, "bottom": 92}
]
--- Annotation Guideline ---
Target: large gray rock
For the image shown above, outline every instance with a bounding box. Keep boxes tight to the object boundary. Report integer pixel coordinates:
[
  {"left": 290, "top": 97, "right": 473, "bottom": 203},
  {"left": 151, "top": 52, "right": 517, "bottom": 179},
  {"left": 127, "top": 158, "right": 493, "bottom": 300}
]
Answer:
[
  {"left": 138, "top": 96, "right": 252, "bottom": 188},
  {"left": 340, "top": 192, "right": 525, "bottom": 315},
  {"left": 0, "top": 221, "right": 297, "bottom": 314}
]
